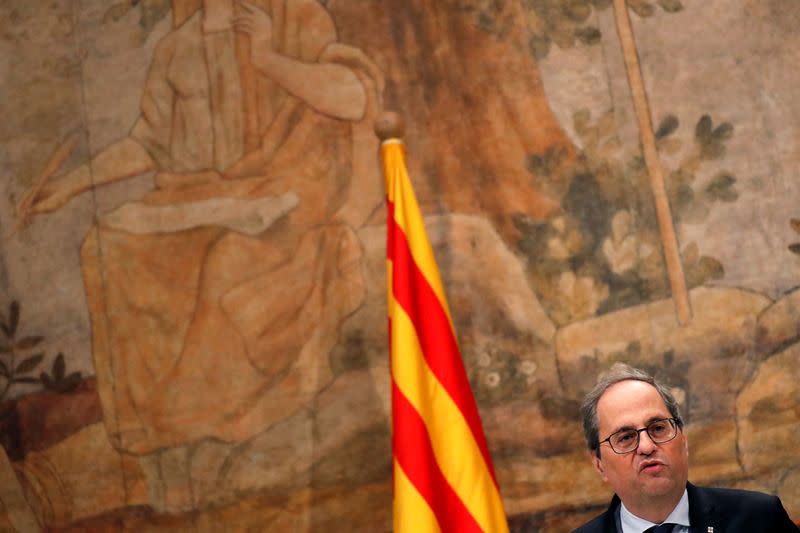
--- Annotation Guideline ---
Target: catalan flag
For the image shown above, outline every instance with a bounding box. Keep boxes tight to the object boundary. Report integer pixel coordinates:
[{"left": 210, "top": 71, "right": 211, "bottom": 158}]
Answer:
[{"left": 382, "top": 138, "right": 509, "bottom": 533}]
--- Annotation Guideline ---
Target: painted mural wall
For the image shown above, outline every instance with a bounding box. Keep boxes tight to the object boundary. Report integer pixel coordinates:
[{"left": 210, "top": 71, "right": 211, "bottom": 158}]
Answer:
[{"left": 0, "top": 0, "right": 799, "bottom": 530}]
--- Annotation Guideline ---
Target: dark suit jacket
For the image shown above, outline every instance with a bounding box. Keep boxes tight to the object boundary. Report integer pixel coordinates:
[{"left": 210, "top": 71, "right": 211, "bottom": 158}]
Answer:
[{"left": 571, "top": 482, "right": 799, "bottom": 533}]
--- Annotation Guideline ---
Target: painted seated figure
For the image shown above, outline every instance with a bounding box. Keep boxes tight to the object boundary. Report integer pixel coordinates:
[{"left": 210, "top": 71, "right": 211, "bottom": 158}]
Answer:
[{"left": 6, "top": 0, "right": 384, "bottom": 527}]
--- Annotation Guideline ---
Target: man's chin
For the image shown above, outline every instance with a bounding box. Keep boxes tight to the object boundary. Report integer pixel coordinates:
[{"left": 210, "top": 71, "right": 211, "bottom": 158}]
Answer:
[{"left": 639, "top": 476, "right": 679, "bottom": 497}]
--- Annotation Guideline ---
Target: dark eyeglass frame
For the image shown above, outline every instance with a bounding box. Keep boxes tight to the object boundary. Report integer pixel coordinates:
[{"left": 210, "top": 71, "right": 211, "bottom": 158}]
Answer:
[{"left": 598, "top": 417, "right": 680, "bottom": 454}]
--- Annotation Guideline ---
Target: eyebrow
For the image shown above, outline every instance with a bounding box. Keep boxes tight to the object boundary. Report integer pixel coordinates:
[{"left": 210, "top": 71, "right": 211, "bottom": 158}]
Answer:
[{"left": 610, "top": 415, "right": 669, "bottom": 435}]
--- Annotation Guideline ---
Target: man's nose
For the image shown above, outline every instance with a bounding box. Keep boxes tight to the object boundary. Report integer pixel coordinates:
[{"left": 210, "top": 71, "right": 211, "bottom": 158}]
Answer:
[{"left": 636, "top": 430, "right": 657, "bottom": 454}]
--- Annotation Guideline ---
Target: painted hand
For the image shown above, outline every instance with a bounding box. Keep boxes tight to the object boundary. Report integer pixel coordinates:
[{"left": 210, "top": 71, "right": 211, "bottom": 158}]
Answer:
[
  {"left": 233, "top": 0, "right": 273, "bottom": 57},
  {"left": 17, "top": 174, "right": 79, "bottom": 221}
]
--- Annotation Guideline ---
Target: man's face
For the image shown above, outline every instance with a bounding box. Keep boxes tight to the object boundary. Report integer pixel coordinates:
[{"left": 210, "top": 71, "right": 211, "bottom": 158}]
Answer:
[{"left": 591, "top": 380, "right": 689, "bottom": 511}]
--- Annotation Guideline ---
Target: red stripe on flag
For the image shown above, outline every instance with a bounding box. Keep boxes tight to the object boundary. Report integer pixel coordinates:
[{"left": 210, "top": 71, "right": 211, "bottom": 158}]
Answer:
[
  {"left": 392, "top": 381, "right": 485, "bottom": 533},
  {"left": 387, "top": 203, "right": 499, "bottom": 487},
  {"left": 386, "top": 199, "right": 395, "bottom": 261}
]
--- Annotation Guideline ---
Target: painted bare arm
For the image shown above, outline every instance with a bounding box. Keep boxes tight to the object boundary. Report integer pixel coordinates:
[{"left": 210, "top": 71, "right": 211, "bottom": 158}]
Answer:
[
  {"left": 18, "top": 137, "right": 155, "bottom": 216},
  {"left": 233, "top": 1, "right": 367, "bottom": 121}
]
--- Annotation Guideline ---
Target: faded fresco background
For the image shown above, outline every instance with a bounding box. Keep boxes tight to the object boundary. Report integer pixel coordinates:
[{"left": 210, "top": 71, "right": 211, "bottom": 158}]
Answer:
[{"left": 1, "top": 0, "right": 799, "bottom": 531}]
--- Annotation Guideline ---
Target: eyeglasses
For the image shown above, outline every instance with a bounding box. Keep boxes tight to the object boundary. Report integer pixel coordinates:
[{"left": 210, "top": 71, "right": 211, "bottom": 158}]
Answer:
[{"left": 599, "top": 417, "right": 680, "bottom": 454}]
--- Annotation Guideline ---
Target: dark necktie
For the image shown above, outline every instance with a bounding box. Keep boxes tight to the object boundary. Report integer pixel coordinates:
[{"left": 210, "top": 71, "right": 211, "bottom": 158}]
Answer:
[{"left": 644, "top": 524, "right": 678, "bottom": 533}]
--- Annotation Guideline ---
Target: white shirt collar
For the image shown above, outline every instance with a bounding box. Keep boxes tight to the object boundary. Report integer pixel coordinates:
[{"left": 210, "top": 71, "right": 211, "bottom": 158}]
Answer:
[{"left": 619, "top": 489, "right": 690, "bottom": 533}]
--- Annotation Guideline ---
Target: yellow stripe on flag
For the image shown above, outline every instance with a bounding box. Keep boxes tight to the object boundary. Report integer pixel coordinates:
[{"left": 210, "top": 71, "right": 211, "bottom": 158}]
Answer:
[
  {"left": 384, "top": 136, "right": 508, "bottom": 533},
  {"left": 384, "top": 141, "right": 455, "bottom": 329},
  {"left": 394, "top": 460, "right": 442, "bottom": 533},
  {"left": 391, "top": 304, "right": 507, "bottom": 532}
]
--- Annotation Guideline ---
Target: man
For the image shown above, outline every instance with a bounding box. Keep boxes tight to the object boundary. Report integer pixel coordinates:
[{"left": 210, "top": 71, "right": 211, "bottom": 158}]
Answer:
[{"left": 573, "top": 363, "right": 798, "bottom": 533}]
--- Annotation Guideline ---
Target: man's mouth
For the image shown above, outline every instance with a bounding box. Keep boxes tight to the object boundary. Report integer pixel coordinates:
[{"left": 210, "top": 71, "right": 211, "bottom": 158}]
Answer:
[{"left": 639, "top": 461, "right": 665, "bottom": 473}]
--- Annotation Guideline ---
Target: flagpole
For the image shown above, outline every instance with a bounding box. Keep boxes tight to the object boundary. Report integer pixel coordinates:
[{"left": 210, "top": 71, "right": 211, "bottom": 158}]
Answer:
[
  {"left": 613, "top": 0, "right": 692, "bottom": 325},
  {"left": 376, "top": 110, "right": 509, "bottom": 533}
]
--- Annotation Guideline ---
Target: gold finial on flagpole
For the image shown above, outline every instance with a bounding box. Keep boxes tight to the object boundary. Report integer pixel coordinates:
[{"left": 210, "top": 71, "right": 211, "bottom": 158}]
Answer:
[{"left": 374, "top": 111, "right": 405, "bottom": 142}]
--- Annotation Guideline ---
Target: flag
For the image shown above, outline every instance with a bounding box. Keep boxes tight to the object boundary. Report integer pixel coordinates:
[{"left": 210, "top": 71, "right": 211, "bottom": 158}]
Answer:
[{"left": 382, "top": 138, "right": 509, "bottom": 533}]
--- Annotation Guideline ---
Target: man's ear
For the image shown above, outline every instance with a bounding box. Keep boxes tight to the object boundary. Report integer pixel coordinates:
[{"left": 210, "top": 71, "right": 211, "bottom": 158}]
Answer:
[{"left": 591, "top": 451, "right": 608, "bottom": 482}]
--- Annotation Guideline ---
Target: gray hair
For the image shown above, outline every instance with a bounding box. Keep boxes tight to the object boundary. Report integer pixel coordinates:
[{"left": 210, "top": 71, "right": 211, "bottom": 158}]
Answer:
[{"left": 580, "top": 362, "right": 684, "bottom": 457}]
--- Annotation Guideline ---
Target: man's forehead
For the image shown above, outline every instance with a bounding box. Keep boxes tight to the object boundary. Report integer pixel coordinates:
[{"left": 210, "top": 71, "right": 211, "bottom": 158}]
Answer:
[{"left": 596, "top": 380, "right": 670, "bottom": 430}]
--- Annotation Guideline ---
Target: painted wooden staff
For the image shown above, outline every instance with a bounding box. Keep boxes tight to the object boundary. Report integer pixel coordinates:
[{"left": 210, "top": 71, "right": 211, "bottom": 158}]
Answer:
[
  {"left": 613, "top": 0, "right": 692, "bottom": 325},
  {"left": 171, "top": 0, "right": 259, "bottom": 152},
  {"left": 172, "top": 0, "right": 201, "bottom": 26},
  {"left": 235, "top": 1, "right": 261, "bottom": 153}
]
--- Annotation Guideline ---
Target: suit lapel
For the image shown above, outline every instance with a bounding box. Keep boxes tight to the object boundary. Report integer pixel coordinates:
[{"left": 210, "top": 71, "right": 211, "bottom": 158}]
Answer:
[
  {"left": 604, "top": 494, "right": 622, "bottom": 533},
  {"left": 687, "top": 483, "right": 721, "bottom": 533}
]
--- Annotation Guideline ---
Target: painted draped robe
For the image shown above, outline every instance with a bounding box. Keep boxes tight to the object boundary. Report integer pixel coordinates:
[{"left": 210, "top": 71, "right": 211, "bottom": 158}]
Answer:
[{"left": 81, "top": 0, "right": 381, "bottom": 455}]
